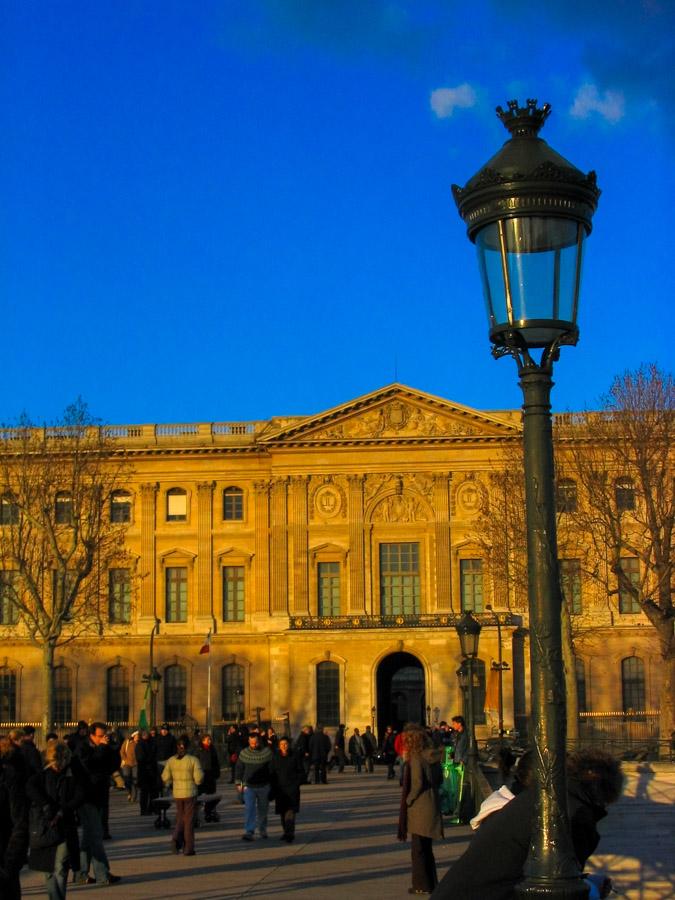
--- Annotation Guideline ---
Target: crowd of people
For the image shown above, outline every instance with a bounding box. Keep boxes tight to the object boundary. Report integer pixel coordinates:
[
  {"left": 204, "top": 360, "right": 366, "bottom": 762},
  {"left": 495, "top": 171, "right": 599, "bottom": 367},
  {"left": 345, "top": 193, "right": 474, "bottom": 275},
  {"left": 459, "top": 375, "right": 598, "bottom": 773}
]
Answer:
[{"left": 0, "top": 718, "right": 623, "bottom": 900}]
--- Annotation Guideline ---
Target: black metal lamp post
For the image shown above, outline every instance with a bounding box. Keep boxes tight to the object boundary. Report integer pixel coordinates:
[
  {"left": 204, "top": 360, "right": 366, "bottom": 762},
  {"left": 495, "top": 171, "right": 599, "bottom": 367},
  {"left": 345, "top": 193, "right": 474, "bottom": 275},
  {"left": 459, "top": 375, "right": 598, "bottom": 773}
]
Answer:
[
  {"left": 455, "top": 610, "right": 482, "bottom": 816},
  {"left": 149, "top": 667, "right": 161, "bottom": 728},
  {"left": 452, "top": 99, "right": 600, "bottom": 899}
]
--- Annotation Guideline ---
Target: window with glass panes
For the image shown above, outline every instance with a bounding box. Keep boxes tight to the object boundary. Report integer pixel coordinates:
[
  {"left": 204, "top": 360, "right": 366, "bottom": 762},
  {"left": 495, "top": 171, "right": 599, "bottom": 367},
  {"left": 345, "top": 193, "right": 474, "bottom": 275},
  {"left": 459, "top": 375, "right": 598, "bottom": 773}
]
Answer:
[
  {"left": 222, "top": 566, "right": 245, "bottom": 621},
  {"left": 165, "top": 567, "right": 188, "bottom": 622},
  {"left": 109, "top": 568, "right": 131, "bottom": 624},
  {"left": 560, "top": 559, "right": 582, "bottom": 614},
  {"left": 223, "top": 487, "right": 244, "bottom": 521},
  {"left": 619, "top": 557, "right": 640, "bottom": 613},
  {"left": 221, "top": 663, "right": 244, "bottom": 720},
  {"left": 0, "top": 571, "right": 19, "bottom": 625},
  {"left": 575, "top": 657, "right": 588, "bottom": 712},
  {"left": 106, "top": 665, "right": 129, "bottom": 722},
  {"left": 54, "top": 666, "right": 72, "bottom": 724},
  {"left": 0, "top": 666, "right": 16, "bottom": 722},
  {"left": 110, "top": 491, "right": 132, "bottom": 523},
  {"left": 0, "top": 495, "right": 18, "bottom": 525},
  {"left": 316, "top": 660, "right": 340, "bottom": 726},
  {"left": 318, "top": 562, "right": 340, "bottom": 616},
  {"left": 460, "top": 559, "right": 484, "bottom": 612},
  {"left": 615, "top": 478, "right": 636, "bottom": 512},
  {"left": 380, "top": 543, "right": 420, "bottom": 615},
  {"left": 166, "top": 488, "right": 187, "bottom": 521},
  {"left": 556, "top": 479, "right": 577, "bottom": 513},
  {"left": 55, "top": 491, "right": 73, "bottom": 525},
  {"left": 164, "top": 664, "right": 187, "bottom": 721},
  {"left": 622, "top": 657, "right": 645, "bottom": 713}
]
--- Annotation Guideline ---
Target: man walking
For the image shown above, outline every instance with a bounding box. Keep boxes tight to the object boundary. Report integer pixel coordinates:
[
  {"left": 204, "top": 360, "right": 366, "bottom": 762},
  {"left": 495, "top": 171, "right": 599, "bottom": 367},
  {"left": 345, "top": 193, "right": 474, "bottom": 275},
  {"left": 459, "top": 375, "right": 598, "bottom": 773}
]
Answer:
[
  {"left": 348, "top": 727, "right": 366, "bottom": 773},
  {"left": 235, "top": 731, "right": 273, "bottom": 841},
  {"left": 74, "top": 723, "right": 121, "bottom": 885},
  {"left": 308, "top": 725, "right": 331, "bottom": 784},
  {"left": 162, "top": 736, "right": 204, "bottom": 856}
]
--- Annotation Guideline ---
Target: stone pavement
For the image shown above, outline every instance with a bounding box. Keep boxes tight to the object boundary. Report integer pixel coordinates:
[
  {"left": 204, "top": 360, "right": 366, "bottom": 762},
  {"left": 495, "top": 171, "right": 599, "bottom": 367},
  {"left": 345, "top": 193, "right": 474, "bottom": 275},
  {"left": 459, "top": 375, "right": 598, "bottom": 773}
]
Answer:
[{"left": 19, "top": 762, "right": 674, "bottom": 900}]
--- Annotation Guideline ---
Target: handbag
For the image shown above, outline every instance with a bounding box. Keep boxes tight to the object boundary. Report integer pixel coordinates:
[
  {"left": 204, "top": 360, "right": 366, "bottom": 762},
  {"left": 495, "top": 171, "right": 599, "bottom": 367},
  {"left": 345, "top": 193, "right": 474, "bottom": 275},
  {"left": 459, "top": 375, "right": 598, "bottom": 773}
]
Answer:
[{"left": 29, "top": 805, "right": 63, "bottom": 850}]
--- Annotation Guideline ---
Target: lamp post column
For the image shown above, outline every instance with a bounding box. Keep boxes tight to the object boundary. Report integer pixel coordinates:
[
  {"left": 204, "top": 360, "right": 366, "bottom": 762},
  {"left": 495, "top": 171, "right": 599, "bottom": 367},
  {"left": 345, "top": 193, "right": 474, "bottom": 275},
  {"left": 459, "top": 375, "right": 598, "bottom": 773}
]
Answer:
[{"left": 517, "top": 357, "right": 582, "bottom": 897}]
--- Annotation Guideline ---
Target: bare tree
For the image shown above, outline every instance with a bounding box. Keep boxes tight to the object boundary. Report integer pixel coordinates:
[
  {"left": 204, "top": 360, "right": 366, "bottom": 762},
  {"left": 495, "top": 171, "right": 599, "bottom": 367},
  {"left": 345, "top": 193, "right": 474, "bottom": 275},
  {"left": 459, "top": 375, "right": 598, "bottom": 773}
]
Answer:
[
  {"left": 0, "top": 400, "right": 133, "bottom": 736},
  {"left": 558, "top": 364, "right": 674, "bottom": 744}
]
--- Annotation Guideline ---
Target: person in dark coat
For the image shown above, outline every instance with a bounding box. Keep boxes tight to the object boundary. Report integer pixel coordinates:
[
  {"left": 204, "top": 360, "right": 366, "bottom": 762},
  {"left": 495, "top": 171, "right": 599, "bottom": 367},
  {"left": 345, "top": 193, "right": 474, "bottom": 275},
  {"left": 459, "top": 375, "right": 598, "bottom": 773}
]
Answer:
[
  {"left": 269, "top": 736, "right": 305, "bottom": 842},
  {"left": 195, "top": 733, "right": 221, "bottom": 821},
  {"left": 397, "top": 724, "right": 443, "bottom": 895},
  {"left": 308, "top": 725, "right": 331, "bottom": 784},
  {"left": 73, "top": 723, "right": 121, "bottom": 885},
  {"left": 26, "top": 740, "right": 86, "bottom": 899},
  {"left": 0, "top": 735, "right": 29, "bottom": 900},
  {"left": 155, "top": 724, "right": 177, "bottom": 772},
  {"left": 381, "top": 725, "right": 397, "bottom": 780},
  {"left": 293, "top": 725, "right": 313, "bottom": 781},
  {"left": 430, "top": 749, "right": 624, "bottom": 900},
  {"left": 331, "top": 724, "right": 346, "bottom": 773},
  {"left": 135, "top": 730, "right": 160, "bottom": 816},
  {"left": 20, "top": 727, "right": 43, "bottom": 777}
]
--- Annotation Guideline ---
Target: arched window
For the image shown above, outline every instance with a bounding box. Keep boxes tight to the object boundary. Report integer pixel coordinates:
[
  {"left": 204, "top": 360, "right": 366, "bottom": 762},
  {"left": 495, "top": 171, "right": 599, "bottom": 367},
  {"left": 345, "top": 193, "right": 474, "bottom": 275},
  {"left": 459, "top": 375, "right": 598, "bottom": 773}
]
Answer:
[
  {"left": 223, "top": 487, "right": 244, "bottom": 521},
  {"left": 575, "top": 657, "right": 587, "bottom": 713},
  {"left": 556, "top": 479, "right": 577, "bottom": 514},
  {"left": 164, "top": 664, "right": 187, "bottom": 722},
  {"left": 0, "top": 494, "right": 19, "bottom": 525},
  {"left": 0, "top": 666, "right": 17, "bottom": 722},
  {"left": 615, "top": 477, "right": 636, "bottom": 512},
  {"left": 221, "top": 663, "right": 245, "bottom": 720},
  {"left": 55, "top": 491, "right": 73, "bottom": 525},
  {"left": 54, "top": 666, "right": 72, "bottom": 725},
  {"left": 110, "top": 490, "right": 132, "bottom": 523},
  {"left": 621, "top": 657, "right": 645, "bottom": 714},
  {"left": 166, "top": 488, "right": 187, "bottom": 522},
  {"left": 316, "top": 660, "right": 340, "bottom": 727},
  {"left": 106, "top": 665, "right": 129, "bottom": 723}
]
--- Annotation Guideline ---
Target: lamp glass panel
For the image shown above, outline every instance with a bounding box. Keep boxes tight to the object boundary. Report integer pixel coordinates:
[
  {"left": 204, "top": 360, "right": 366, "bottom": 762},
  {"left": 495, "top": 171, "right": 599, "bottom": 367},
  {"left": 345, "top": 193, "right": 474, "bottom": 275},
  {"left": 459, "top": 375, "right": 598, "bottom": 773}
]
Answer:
[{"left": 476, "top": 217, "right": 584, "bottom": 327}]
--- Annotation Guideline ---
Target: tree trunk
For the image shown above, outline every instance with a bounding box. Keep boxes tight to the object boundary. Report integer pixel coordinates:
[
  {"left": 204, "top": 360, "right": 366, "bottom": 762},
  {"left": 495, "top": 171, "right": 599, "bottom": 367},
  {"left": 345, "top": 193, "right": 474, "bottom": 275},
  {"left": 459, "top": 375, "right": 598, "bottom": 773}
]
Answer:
[
  {"left": 41, "top": 640, "right": 56, "bottom": 741},
  {"left": 561, "top": 602, "right": 579, "bottom": 742}
]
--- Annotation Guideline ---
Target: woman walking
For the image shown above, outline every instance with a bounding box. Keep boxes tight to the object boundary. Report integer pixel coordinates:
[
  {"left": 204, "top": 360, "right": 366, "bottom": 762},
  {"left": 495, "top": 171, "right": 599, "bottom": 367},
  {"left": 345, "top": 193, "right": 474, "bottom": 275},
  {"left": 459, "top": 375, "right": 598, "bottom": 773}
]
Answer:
[
  {"left": 269, "top": 736, "right": 305, "bottom": 842},
  {"left": 397, "top": 724, "right": 443, "bottom": 896},
  {"left": 195, "top": 733, "right": 221, "bottom": 822},
  {"left": 26, "top": 740, "right": 86, "bottom": 900}
]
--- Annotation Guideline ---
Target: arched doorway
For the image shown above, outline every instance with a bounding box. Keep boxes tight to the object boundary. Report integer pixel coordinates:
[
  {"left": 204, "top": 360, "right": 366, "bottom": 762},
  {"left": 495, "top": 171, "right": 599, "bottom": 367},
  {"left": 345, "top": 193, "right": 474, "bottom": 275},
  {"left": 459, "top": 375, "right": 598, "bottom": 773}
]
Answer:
[{"left": 376, "top": 652, "right": 425, "bottom": 736}]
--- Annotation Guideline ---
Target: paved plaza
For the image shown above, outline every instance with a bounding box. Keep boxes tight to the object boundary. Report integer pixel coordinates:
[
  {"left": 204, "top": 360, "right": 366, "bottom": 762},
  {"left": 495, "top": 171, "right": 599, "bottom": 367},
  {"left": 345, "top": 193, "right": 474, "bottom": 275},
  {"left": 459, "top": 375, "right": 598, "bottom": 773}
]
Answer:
[{"left": 19, "top": 762, "right": 674, "bottom": 900}]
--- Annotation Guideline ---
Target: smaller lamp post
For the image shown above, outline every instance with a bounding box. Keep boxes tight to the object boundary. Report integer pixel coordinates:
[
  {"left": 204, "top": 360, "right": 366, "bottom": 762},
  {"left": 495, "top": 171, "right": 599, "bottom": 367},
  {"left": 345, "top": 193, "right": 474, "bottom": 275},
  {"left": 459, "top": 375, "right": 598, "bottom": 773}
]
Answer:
[
  {"left": 455, "top": 610, "right": 482, "bottom": 816},
  {"left": 371, "top": 705, "right": 376, "bottom": 735}
]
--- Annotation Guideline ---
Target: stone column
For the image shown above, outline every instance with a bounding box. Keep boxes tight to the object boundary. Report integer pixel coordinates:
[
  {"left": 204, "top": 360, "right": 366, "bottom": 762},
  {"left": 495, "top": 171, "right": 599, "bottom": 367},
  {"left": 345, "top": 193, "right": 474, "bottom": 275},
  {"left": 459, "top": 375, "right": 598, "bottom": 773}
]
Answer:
[
  {"left": 289, "top": 476, "right": 309, "bottom": 614},
  {"left": 270, "top": 477, "right": 289, "bottom": 615},
  {"left": 254, "top": 480, "right": 271, "bottom": 613},
  {"left": 347, "top": 475, "right": 366, "bottom": 613},
  {"left": 433, "top": 473, "right": 452, "bottom": 612},
  {"left": 139, "top": 483, "right": 158, "bottom": 623},
  {"left": 195, "top": 481, "right": 214, "bottom": 630}
]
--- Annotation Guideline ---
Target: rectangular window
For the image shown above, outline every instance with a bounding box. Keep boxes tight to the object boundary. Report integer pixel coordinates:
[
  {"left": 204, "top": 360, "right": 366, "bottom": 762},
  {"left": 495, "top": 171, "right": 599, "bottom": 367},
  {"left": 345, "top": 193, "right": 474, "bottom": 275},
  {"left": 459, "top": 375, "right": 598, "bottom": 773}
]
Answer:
[
  {"left": 223, "top": 488, "right": 244, "bottom": 521},
  {"left": 0, "top": 571, "right": 19, "bottom": 625},
  {"left": 619, "top": 557, "right": 640, "bottom": 614},
  {"left": 0, "top": 496, "right": 18, "bottom": 525},
  {"left": 0, "top": 667, "right": 17, "bottom": 721},
  {"left": 560, "top": 559, "right": 582, "bottom": 615},
  {"left": 109, "top": 568, "right": 131, "bottom": 624},
  {"left": 166, "top": 567, "right": 188, "bottom": 622},
  {"left": 166, "top": 490, "right": 187, "bottom": 521},
  {"left": 380, "top": 542, "right": 420, "bottom": 615},
  {"left": 316, "top": 661, "right": 340, "bottom": 727},
  {"left": 318, "top": 562, "right": 340, "bottom": 616},
  {"left": 222, "top": 566, "right": 245, "bottom": 621},
  {"left": 110, "top": 492, "right": 132, "bottom": 523},
  {"left": 55, "top": 493, "right": 73, "bottom": 525},
  {"left": 460, "top": 559, "right": 484, "bottom": 612}
]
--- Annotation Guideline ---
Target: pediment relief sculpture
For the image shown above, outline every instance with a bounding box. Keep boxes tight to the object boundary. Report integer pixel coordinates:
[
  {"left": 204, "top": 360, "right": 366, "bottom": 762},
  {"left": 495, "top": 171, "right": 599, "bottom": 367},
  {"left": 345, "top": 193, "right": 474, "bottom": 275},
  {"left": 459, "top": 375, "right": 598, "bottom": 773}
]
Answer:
[{"left": 311, "top": 400, "right": 486, "bottom": 441}]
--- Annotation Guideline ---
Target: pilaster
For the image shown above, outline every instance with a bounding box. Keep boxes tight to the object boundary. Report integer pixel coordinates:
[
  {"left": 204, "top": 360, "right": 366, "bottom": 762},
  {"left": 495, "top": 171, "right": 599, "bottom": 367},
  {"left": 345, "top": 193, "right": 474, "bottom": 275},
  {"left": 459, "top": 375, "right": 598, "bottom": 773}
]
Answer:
[
  {"left": 270, "top": 477, "right": 289, "bottom": 615},
  {"left": 348, "top": 475, "right": 366, "bottom": 613},
  {"left": 195, "top": 481, "right": 214, "bottom": 627},
  {"left": 139, "top": 482, "right": 158, "bottom": 622},
  {"left": 289, "top": 476, "right": 309, "bottom": 614},
  {"left": 253, "top": 480, "right": 271, "bottom": 613},
  {"left": 433, "top": 473, "right": 452, "bottom": 611}
]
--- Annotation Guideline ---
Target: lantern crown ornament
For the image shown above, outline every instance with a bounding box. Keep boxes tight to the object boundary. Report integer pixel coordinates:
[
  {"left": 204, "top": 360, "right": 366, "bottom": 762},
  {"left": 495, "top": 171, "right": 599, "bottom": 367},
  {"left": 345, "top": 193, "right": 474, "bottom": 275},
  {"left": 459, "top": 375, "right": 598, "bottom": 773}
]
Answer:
[{"left": 452, "top": 100, "right": 601, "bottom": 354}]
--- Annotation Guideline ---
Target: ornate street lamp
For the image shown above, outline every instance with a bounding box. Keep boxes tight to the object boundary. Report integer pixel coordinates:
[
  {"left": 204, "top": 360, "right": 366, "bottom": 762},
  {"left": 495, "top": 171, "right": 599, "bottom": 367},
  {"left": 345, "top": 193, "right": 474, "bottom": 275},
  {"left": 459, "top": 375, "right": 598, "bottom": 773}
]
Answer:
[
  {"left": 455, "top": 611, "right": 482, "bottom": 816},
  {"left": 452, "top": 99, "right": 600, "bottom": 899}
]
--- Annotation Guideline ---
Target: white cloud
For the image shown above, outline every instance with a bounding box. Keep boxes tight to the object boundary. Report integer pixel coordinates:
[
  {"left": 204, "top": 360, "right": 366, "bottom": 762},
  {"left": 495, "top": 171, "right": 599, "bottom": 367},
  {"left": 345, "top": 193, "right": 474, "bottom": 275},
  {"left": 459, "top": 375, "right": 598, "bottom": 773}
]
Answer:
[
  {"left": 430, "top": 83, "right": 477, "bottom": 119},
  {"left": 570, "top": 84, "right": 625, "bottom": 123}
]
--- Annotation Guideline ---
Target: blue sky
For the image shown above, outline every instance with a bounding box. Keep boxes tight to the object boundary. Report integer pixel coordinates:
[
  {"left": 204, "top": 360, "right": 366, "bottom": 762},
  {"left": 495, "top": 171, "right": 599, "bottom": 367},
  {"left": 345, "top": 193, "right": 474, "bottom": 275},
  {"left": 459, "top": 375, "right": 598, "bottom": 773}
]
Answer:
[{"left": 2, "top": 1, "right": 673, "bottom": 426}]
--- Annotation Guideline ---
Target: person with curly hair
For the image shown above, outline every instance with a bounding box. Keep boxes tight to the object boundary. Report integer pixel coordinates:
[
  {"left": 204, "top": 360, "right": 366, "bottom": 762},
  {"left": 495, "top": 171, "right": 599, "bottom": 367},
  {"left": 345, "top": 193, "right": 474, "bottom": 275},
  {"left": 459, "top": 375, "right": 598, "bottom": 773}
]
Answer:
[{"left": 397, "top": 724, "right": 443, "bottom": 895}]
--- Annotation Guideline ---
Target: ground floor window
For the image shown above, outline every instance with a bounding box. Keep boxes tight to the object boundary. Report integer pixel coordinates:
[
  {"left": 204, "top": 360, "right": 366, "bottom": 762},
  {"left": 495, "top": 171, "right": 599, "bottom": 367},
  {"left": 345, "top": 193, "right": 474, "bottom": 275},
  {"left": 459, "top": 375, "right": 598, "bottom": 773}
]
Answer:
[
  {"left": 222, "top": 663, "right": 245, "bottom": 720},
  {"left": 0, "top": 666, "right": 17, "bottom": 722},
  {"left": 164, "top": 664, "right": 187, "bottom": 721},
  {"left": 107, "top": 664, "right": 129, "bottom": 722},
  {"left": 621, "top": 657, "right": 645, "bottom": 713},
  {"left": 316, "top": 660, "right": 339, "bottom": 727},
  {"left": 54, "top": 666, "right": 72, "bottom": 725}
]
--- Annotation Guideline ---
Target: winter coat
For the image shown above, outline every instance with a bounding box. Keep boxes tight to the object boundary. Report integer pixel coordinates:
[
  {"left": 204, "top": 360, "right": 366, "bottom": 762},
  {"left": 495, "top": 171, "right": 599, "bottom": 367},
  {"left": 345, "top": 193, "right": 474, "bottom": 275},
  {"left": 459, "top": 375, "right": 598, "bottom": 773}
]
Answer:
[
  {"left": 270, "top": 751, "right": 305, "bottom": 814},
  {"left": 135, "top": 737, "right": 160, "bottom": 791},
  {"left": 120, "top": 738, "right": 138, "bottom": 769},
  {"left": 155, "top": 732, "right": 177, "bottom": 761},
  {"left": 0, "top": 750, "right": 29, "bottom": 898},
  {"left": 161, "top": 753, "right": 204, "bottom": 799},
  {"left": 431, "top": 778, "right": 609, "bottom": 900},
  {"left": 75, "top": 739, "right": 120, "bottom": 809},
  {"left": 195, "top": 744, "right": 221, "bottom": 795},
  {"left": 26, "top": 761, "right": 86, "bottom": 873},
  {"left": 405, "top": 748, "right": 443, "bottom": 840},
  {"left": 308, "top": 731, "right": 331, "bottom": 763}
]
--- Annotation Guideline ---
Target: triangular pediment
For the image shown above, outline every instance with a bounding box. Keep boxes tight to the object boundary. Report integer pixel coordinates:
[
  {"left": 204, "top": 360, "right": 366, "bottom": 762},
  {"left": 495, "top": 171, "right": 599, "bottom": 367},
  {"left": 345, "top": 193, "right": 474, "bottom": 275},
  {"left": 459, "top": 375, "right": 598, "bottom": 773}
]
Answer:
[{"left": 259, "top": 384, "right": 520, "bottom": 446}]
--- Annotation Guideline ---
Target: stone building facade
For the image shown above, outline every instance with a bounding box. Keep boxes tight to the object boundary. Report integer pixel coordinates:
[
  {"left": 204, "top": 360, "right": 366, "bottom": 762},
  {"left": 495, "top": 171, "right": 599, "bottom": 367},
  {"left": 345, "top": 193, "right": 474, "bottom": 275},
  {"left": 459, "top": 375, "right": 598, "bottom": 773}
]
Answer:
[{"left": 0, "top": 385, "right": 662, "bottom": 739}]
